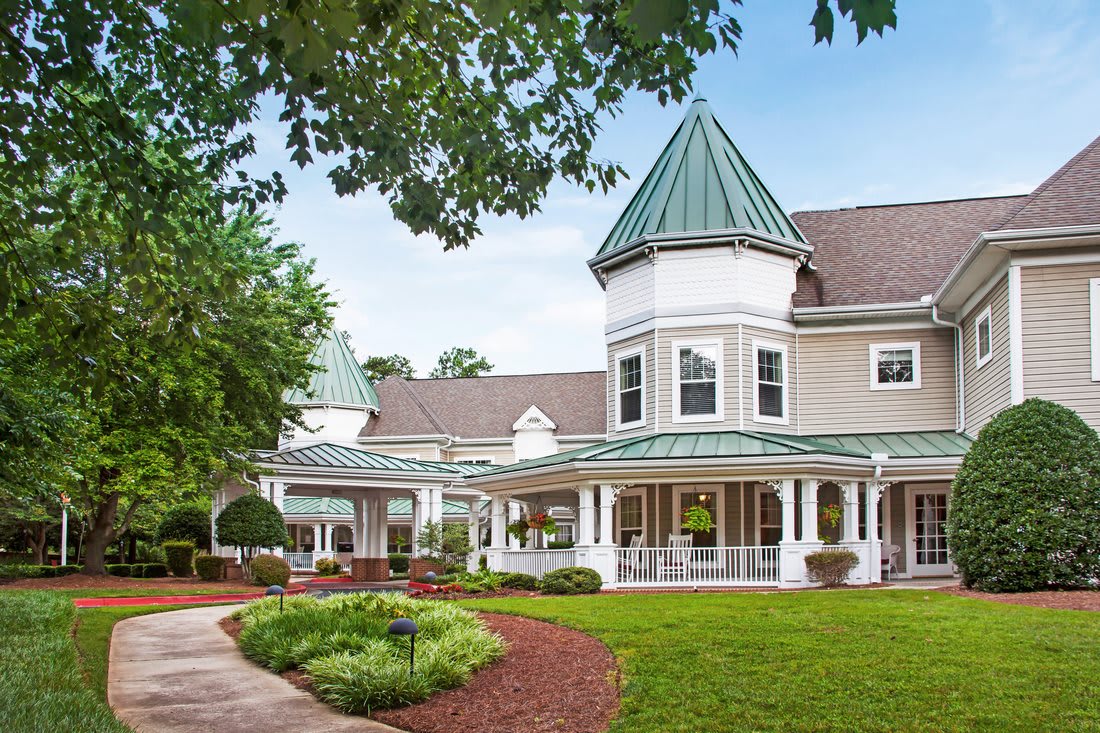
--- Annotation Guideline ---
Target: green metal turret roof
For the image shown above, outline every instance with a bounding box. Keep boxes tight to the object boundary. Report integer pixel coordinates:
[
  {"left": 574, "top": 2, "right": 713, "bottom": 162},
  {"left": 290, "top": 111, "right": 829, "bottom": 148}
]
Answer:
[
  {"left": 284, "top": 328, "right": 380, "bottom": 410},
  {"left": 595, "top": 96, "right": 806, "bottom": 258}
]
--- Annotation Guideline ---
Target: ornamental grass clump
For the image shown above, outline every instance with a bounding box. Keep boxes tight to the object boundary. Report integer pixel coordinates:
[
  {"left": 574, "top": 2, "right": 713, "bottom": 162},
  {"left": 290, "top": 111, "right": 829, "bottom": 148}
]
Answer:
[
  {"left": 946, "top": 398, "right": 1100, "bottom": 592},
  {"left": 232, "top": 591, "right": 504, "bottom": 713}
]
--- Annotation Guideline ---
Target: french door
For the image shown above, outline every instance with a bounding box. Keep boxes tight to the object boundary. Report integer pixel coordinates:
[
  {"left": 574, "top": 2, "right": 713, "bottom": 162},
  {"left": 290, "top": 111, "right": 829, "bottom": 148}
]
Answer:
[{"left": 906, "top": 487, "right": 952, "bottom": 576}]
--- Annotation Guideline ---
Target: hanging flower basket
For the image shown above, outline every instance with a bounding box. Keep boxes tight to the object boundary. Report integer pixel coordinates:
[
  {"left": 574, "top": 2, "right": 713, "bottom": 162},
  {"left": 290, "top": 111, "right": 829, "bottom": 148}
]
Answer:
[
  {"left": 681, "top": 505, "right": 713, "bottom": 533},
  {"left": 526, "top": 513, "right": 557, "bottom": 535}
]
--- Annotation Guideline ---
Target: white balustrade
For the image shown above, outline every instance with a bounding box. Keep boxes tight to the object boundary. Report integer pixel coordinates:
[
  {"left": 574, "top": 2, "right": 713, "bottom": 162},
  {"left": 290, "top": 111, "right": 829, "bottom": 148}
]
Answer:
[
  {"left": 282, "top": 551, "right": 351, "bottom": 574},
  {"left": 496, "top": 549, "right": 577, "bottom": 579},
  {"left": 614, "top": 546, "right": 781, "bottom": 586}
]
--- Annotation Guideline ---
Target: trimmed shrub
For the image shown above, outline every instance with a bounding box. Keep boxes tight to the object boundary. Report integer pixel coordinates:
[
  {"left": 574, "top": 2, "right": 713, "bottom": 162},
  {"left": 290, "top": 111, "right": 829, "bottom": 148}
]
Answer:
[
  {"left": 55, "top": 565, "right": 81, "bottom": 577},
  {"left": 194, "top": 554, "right": 226, "bottom": 581},
  {"left": 314, "top": 557, "right": 343, "bottom": 576},
  {"left": 547, "top": 540, "right": 575, "bottom": 550},
  {"left": 233, "top": 592, "right": 503, "bottom": 713},
  {"left": 540, "top": 566, "right": 602, "bottom": 595},
  {"left": 947, "top": 398, "right": 1100, "bottom": 592},
  {"left": 162, "top": 540, "right": 195, "bottom": 577},
  {"left": 388, "top": 553, "right": 409, "bottom": 574},
  {"left": 141, "top": 563, "right": 169, "bottom": 578},
  {"left": 130, "top": 563, "right": 148, "bottom": 578},
  {"left": 215, "top": 493, "right": 287, "bottom": 575},
  {"left": 499, "top": 572, "right": 538, "bottom": 591},
  {"left": 155, "top": 503, "right": 212, "bottom": 551},
  {"left": 251, "top": 553, "right": 291, "bottom": 587},
  {"left": 804, "top": 550, "right": 859, "bottom": 586},
  {"left": 105, "top": 564, "right": 132, "bottom": 577}
]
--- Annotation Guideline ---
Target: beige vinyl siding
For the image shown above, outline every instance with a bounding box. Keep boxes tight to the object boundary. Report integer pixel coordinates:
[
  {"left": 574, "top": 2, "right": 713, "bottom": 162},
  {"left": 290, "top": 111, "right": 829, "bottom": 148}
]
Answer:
[
  {"left": 656, "top": 325, "right": 741, "bottom": 431},
  {"left": 742, "top": 326, "right": 798, "bottom": 434},
  {"left": 962, "top": 276, "right": 1011, "bottom": 433},
  {"left": 722, "top": 483, "right": 745, "bottom": 545},
  {"left": 646, "top": 485, "right": 657, "bottom": 544},
  {"left": 607, "top": 331, "right": 656, "bottom": 438},
  {"left": 888, "top": 484, "right": 906, "bottom": 574},
  {"left": 798, "top": 328, "right": 956, "bottom": 433},
  {"left": 656, "top": 484, "right": 673, "bottom": 545},
  {"left": 443, "top": 445, "right": 516, "bottom": 466},
  {"left": 1020, "top": 263, "right": 1100, "bottom": 428},
  {"left": 362, "top": 442, "right": 440, "bottom": 461}
]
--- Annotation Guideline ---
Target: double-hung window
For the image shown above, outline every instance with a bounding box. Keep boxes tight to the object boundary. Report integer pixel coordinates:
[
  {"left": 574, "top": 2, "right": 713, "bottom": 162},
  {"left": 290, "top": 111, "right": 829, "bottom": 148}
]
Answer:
[
  {"left": 615, "top": 347, "right": 645, "bottom": 429},
  {"left": 869, "top": 342, "right": 922, "bottom": 390},
  {"left": 673, "top": 340, "right": 723, "bottom": 422},
  {"left": 975, "top": 306, "right": 993, "bottom": 369},
  {"left": 753, "top": 341, "right": 788, "bottom": 424}
]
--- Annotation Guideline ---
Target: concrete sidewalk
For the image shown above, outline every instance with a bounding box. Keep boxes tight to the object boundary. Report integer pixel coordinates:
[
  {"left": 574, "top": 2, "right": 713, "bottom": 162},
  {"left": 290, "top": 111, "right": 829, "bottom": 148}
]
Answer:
[{"left": 108, "top": 605, "right": 401, "bottom": 732}]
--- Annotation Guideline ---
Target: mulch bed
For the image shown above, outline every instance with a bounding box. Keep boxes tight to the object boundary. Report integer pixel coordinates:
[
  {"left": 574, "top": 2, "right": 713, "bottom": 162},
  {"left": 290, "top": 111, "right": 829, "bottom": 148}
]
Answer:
[
  {"left": 940, "top": 587, "right": 1100, "bottom": 611},
  {"left": 220, "top": 610, "right": 620, "bottom": 733},
  {"left": 0, "top": 574, "right": 260, "bottom": 593}
]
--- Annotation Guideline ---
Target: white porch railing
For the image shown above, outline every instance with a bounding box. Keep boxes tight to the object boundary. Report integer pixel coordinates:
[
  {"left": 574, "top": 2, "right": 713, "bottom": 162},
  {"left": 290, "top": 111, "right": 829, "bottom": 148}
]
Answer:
[
  {"left": 615, "top": 546, "right": 780, "bottom": 586},
  {"left": 284, "top": 551, "right": 351, "bottom": 573},
  {"left": 497, "top": 549, "right": 577, "bottom": 579}
]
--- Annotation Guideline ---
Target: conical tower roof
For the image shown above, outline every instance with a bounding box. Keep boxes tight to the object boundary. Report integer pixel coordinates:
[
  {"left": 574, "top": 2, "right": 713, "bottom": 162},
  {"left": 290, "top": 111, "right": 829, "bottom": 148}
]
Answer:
[
  {"left": 284, "top": 328, "right": 380, "bottom": 410},
  {"left": 595, "top": 97, "right": 806, "bottom": 258}
]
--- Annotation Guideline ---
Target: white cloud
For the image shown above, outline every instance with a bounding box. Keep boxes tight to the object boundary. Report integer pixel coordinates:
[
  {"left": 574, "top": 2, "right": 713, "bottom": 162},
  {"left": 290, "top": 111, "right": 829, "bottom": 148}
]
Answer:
[{"left": 528, "top": 298, "right": 605, "bottom": 328}]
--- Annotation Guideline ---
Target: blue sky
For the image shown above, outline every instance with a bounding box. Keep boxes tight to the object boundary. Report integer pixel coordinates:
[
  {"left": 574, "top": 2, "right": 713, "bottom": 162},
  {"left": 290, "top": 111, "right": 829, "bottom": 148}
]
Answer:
[{"left": 246, "top": 1, "right": 1100, "bottom": 377}]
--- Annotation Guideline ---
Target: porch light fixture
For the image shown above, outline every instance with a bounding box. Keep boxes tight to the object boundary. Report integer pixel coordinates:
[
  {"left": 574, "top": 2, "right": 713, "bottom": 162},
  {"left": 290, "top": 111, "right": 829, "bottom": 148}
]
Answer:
[
  {"left": 388, "top": 618, "right": 419, "bottom": 674},
  {"left": 265, "top": 584, "right": 285, "bottom": 612}
]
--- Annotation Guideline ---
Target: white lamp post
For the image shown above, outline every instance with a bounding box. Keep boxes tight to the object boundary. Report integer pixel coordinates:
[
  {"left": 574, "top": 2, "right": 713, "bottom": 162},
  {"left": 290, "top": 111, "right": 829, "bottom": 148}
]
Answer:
[{"left": 60, "top": 494, "right": 70, "bottom": 566}]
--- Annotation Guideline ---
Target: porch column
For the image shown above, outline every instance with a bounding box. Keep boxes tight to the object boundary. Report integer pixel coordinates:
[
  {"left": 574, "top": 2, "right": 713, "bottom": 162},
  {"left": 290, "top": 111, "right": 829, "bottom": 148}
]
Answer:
[
  {"left": 263, "top": 480, "right": 286, "bottom": 557},
  {"left": 507, "top": 501, "right": 521, "bottom": 548},
  {"left": 427, "top": 487, "right": 444, "bottom": 526},
  {"left": 779, "top": 480, "right": 797, "bottom": 543},
  {"left": 368, "top": 495, "right": 388, "bottom": 558},
  {"left": 867, "top": 482, "right": 883, "bottom": 583},
  {"left": 841, "top": 482, "right": 859, "bottom": 543},
  {"left": 313, "top": 523, "right": 323, "bottom": 551},
  {"left": 325, "top": 524, "right": 335, "bottom": 553},
  {"left": 800, "top": 479, "right": 819, "bottom": 543},
  {"left": 352, "top": 498, "right": 366, "bottom": 556},
  {"left": 489, "top": 496, "right": 507, "bottom": 549},
  {"left": 598, "top": 485, "right": 616, "bottom": 546},
  {"left": 466, "top": 499, "right": 481, "bottom": 572},
  {"left": 411, "top": 493, "right": 423, "bottom": 554},
  {"left": 577, "top": 486, "right": 596, "bottom": 545}
]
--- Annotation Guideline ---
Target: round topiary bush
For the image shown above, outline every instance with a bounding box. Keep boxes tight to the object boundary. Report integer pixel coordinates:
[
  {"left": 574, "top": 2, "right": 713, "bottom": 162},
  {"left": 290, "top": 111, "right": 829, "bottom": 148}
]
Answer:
[
  {"left": 194, "top": 554, "right": 226, "bottom": 581},
  {"left": 804, "top": 550, "right": 859, "bottom": 587},
  {"left": 499, "top": 572, "right": 539, "bottom": 591},
  {"left": 155, "top": 503, "right": 212, "bottom": 551},
  {"left": 539, "top": 566, "right": 602, "bottom": 595},
  {"left": 215, "top": 493, "right": 288, "bottom": 577},
  {"left": 251, "top": 553, "right": 291, "bottom": 587},
  {"left": 162, "top": 540, "right": 195, "bottom": 577},
  {"left": 946, "top": 398, "right": 1100, "bottom": 592}
]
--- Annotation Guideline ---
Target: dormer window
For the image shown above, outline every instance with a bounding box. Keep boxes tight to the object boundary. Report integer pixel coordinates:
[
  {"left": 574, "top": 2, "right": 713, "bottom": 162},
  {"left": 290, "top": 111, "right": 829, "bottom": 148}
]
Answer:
[
  {"left": 673, "top": 340, "right": 723, "bottom": 423},
  {"left": 615, "top": 346, "right": 645, "bottom": 430}
]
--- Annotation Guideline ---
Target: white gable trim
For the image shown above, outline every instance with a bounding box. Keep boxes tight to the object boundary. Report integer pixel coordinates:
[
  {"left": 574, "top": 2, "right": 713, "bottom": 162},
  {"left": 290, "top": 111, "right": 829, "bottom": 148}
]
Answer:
[{"left": 512, "top": 405, "right": 558, "bottom": 432}]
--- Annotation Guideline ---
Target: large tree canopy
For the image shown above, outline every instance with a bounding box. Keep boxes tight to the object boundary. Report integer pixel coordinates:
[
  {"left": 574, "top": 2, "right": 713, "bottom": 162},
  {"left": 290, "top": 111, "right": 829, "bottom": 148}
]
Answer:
[
  {"left": 361, "top": 353, "right": 417, "bottom": 382},
  {"left": 429, "top": 347, "right": 494, "bottom": 378},
  {"left": 1, "top": 0, "right": 896, "bottom": 373}
]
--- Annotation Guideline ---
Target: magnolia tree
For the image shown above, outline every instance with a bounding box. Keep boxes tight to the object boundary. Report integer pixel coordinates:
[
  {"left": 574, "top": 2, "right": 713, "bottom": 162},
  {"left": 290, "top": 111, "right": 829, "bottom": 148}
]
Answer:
[
  {"left": 946, "top": 399, "right": 1100, "bottom": 592},
  {"left": 215, "top": 493, "right": 289, "bottom": 577}
]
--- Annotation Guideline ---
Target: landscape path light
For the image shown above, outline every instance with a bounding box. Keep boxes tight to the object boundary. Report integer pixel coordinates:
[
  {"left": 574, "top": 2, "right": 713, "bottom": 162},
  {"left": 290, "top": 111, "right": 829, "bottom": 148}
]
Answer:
[
  {"left": 388, "top": 617, "right": 419, "bottom": 674},
  {"left": 265, "top": 584, "right": 285, "bottom": 612}
]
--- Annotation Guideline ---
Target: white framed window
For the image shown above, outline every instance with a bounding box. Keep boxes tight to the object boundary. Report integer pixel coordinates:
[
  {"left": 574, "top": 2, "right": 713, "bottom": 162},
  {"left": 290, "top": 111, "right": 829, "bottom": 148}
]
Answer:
[
  {"left": 552, "top": 523, "right": 574, "bottom": 544},
  {"left": 615, "top": 345, "right": 646, "bottom": 430},
  {"left": 614, "top": 488, "right": 646, "bottom": 546},
  {"left": 869, "top": 342, "right": 922, "bottom": 390},
  {"left": 754, "top": 485, "right": 782, "bottom": 546},
  {"left": 456, "top": 457, "right": 495, "bottom": 465},
  {"left": 752, "top": 340, "right": 788, "bottom": 425},
  {"left": 974, "top": 306, "right": 993, "bottom": 369},
  {"left": 1090, "top": 278, "right": 1100, "bottom": 381},
  {"left": 673, "top": 484, "right": 723, "bottom": 547},
  {"left": 672, "top": 339, "right": 723, "bottom": 423}
]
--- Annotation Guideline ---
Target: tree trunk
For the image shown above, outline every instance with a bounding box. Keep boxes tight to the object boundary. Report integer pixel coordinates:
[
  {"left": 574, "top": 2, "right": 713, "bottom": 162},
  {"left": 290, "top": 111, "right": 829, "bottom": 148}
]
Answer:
[
  {"left": 127, "top": 533, "right": 137, "bottom": 564},
  {"left": 81, "top": 485, "right": 142, "bottom": 575},
  {"left": 25, "top": 523, "right": 47, "bottom": 565}
]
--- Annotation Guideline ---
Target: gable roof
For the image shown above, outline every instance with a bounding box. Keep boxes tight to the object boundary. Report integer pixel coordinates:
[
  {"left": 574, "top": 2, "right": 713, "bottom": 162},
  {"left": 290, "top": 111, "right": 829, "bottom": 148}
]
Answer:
[
  {"left": 360, "top": 372, "right": 607, "bottom": 440},
  {"left": 996, "top": 134, "right": 1100, "bottom": 230},
  {"left": 284, "top": 328, "right": 380, "bottom": 410},
  {"left": 791, "top": 196, "right": 1026, "bottom": 308},
  {"left": 596, "top": 96, "right": 805, "bottom": 258}
]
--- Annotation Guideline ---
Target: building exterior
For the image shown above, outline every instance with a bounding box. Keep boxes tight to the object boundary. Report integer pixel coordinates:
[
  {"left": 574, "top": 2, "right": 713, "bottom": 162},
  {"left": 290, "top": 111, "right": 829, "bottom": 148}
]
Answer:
[{"left": 221, "top": 96, "right": 1100, "bottom": 588}]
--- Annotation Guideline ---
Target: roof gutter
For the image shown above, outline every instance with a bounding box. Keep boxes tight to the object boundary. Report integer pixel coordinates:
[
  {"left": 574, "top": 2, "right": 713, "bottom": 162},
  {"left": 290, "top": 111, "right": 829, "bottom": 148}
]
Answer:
[
  {"left": 931, "top": 303, "right": 966, "bottom": 434},
  {"left": 792, "top": 301, "right": 931, "bottom": 322}
]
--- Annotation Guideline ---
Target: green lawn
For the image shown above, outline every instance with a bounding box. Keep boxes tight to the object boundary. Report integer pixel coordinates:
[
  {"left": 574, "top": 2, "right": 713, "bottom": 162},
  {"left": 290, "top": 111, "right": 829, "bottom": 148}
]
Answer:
[{"left": 462, "top": 590, "right": 1100, "bottom": 733}]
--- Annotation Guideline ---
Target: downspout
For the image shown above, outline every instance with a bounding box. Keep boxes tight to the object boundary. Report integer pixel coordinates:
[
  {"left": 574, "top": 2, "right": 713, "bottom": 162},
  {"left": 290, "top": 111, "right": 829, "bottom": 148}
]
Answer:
[{"left": 931, "top": 303, "right": 966, "bottom": 434}]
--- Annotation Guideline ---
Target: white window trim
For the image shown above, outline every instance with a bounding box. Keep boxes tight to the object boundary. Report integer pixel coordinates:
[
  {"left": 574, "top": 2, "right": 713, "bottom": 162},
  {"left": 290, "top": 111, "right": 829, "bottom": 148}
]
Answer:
[
  {"left": 671, "top": 338, "right": 724, "bottom": 424},
  {"left": 752, "top": 340, "right": 789, "bottom": 426},
  {"left": 551, "top": 523, "right": 575, "bottom": 544},
  {"left": 673, "top": 484, "right": 724, "bottom": 544},
  {"left": 974, "top": 306, "right": 993, "bottom": 370},
  {"left": 614, "top": 344, "right": 647, "bottom": 431},
  {"left": 754, "top": 484, "right": 781, "bottom": 546},
  {"left": 1090, "top": 278, "right": 1100, "bottom": 381},
  {"left": 869, "top": 341, "right": 922, "bottom": 391},
  {"left": 455, "top": 456, "right": 495, "bottom": 465},
  {"left": 614, "top": 487, "right": 647, "bottom": 545}
]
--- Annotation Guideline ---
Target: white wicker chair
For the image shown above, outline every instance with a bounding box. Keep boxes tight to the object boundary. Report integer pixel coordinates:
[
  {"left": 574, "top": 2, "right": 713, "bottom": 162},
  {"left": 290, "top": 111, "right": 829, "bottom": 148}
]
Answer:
[{"left": 881, "top": 543, "right": 901, "bottom": 580}]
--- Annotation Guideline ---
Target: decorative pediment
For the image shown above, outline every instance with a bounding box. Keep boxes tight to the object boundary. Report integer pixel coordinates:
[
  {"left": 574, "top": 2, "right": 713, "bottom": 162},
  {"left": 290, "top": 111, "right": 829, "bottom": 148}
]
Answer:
[{"left": 512, "top": 405, "right": 557, "bottom": 432}]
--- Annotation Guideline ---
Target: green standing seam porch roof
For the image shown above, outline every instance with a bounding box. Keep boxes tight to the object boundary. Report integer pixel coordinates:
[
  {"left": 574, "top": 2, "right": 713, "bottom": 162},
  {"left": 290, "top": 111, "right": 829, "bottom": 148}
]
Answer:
[
  {"left": 259, "top": 442, "right": 495, "bottom": 475},
  {"left": 282, "top": 496, "right": 486, "bottom": 518},
  {"left": 284, "top": 328, "right": 380, "bottom": 409},
  {"left": 596, "top": 96, "right": 807, "bottom": 257},
  {"left": 475, "top": 430, "right": 973, "bottom": 477}
]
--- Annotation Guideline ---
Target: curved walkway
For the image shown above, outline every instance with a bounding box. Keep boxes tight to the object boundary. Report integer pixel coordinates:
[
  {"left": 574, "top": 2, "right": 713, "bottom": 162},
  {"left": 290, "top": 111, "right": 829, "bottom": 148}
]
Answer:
[{"left": 108, "top": 605, "right": 400, "bottom": 732}]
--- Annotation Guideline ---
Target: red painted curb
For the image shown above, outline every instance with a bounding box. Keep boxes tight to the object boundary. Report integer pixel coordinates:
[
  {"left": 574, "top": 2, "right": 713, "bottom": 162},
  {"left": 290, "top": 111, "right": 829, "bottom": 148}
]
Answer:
[{"left": 72, "top": 584, "right": 308, "bottom": 608}]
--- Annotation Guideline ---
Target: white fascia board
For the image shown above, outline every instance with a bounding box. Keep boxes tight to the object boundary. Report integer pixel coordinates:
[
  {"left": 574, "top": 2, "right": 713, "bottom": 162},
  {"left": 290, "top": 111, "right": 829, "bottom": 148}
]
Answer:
[
  {"left": 356, "top": 434, "right": 450, "bottom": 444},
  {"left": 587, "top": 228, "right": 813, "bottom": 273}
]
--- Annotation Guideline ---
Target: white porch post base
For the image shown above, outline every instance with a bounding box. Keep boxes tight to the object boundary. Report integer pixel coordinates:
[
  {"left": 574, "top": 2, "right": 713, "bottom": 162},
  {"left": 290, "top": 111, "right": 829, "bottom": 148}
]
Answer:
[
  {"left": 484, "top": 548, "right": 504, "bottom": 572},
  {"left": 573, "top": 544, "right": 616, "bottom": 586},
  {"left": 778, "top": 540, "right": 824, "bottom": 588},
  {"left": 842, "top": 540, "right": 874, "bottom": 584}
]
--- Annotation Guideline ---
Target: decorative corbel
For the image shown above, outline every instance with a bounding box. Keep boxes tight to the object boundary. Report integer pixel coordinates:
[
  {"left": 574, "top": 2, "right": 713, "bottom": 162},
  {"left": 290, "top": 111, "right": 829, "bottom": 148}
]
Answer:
[
  {"left": 608, "top": 483, "right": 636, "bottom": 506},
  {"left": 644, "top": 246, "right": 659, "bottom": 262},
  {"left": 761, "top": 479, "right": 785, "bottom": 498},
  {"left": 733, "top": 239, "right": 747, "bottom": 259},
  {"left": 597, "top": 268, "right": 608, "bottom": 285},
  {"left": 868, "top": 480, "right": 896, "bottom": 500}
]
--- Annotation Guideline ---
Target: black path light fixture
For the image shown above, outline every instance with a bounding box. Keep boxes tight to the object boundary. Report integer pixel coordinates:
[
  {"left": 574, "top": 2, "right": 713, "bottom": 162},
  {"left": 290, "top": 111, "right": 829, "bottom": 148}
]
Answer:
[
  {"left": 265, "top": 584, "right": 285, "bottom": 612},
  {"left": 388, "top": 617, "right": 419, "bottom": 674}
]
